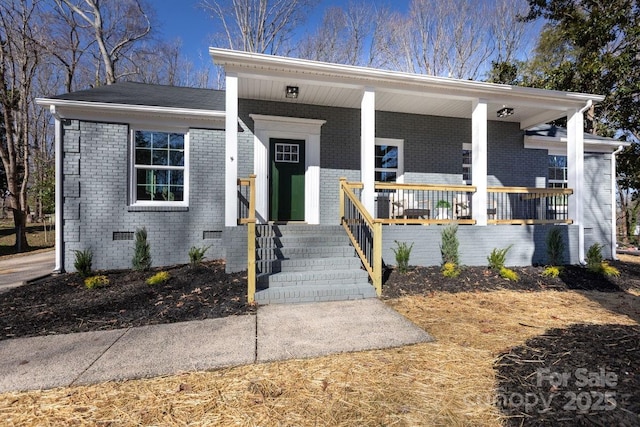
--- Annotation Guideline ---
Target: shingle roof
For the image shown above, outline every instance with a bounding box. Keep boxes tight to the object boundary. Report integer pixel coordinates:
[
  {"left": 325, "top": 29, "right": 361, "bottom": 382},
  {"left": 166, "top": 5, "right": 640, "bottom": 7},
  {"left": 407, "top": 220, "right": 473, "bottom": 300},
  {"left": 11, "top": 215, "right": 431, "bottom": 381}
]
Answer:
[
  {"left": 51, "top": 81, "right": 225, "bottom": 111},
  {"left": 525, "top": 124, "right": 616, "bottom": 142}
]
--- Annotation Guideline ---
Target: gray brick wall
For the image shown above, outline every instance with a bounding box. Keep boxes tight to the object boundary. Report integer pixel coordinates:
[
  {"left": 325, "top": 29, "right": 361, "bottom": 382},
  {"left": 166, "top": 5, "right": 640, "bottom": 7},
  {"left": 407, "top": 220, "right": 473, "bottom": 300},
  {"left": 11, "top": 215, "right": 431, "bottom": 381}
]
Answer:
[
  {"left": 383, "top": 224, "right": 580, "bottom": 267},
  {"left": 61, "top": 99, "right": 614, "bottom": 272},
  {"left": 61, "top": 120, "right": 227, "bottom": 271}
]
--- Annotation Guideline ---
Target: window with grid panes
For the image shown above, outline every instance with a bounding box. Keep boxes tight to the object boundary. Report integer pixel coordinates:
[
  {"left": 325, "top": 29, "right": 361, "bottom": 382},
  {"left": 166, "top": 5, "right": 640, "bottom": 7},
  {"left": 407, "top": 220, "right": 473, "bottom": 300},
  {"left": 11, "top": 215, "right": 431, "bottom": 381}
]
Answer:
[{"left": 132, "top": 130, "right": 188, "bottom": 205}]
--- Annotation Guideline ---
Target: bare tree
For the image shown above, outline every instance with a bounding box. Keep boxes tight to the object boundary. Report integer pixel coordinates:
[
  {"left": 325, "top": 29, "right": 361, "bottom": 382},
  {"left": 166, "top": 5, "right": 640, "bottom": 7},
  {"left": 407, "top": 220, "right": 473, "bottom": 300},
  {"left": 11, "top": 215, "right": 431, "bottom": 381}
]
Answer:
[
  {"left": 297, "top": 1, "right": 390, "bottom": 68},
  {"left": 490, "top": 0, "right": 532, "bottom": 65},
  {"left": 0, "top": 0, "right": 45, "bottom": 250},
  {"left": 373, "top": 0, "right": 534, "bottom": 80},
  {"left": 201, "top": 0, "right": 318, "bottom": 54},
  {"left": 54, "top": 0, "right": 152, "bottom": 85}
]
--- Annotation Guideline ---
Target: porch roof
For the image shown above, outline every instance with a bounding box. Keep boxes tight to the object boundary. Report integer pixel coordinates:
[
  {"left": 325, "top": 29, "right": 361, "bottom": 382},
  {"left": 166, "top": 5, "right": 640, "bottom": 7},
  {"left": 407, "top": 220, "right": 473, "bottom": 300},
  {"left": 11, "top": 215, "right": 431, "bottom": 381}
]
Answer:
[{"left": 210, "top": 48, "right": 605, "bottom": 130}]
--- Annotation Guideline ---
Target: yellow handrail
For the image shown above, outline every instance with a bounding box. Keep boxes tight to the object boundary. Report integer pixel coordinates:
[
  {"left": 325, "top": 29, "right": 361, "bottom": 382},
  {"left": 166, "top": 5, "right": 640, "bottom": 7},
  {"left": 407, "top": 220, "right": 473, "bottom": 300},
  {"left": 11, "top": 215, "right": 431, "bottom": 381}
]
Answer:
[
  {"left": 339, "top": 178, "right": 382, "bottom": 296},
  {"left": 238, "top": 175, "right": 257, "bottom": 303},
  {"left": 376, "top": 182, "right": 477, "bottom": 193}
]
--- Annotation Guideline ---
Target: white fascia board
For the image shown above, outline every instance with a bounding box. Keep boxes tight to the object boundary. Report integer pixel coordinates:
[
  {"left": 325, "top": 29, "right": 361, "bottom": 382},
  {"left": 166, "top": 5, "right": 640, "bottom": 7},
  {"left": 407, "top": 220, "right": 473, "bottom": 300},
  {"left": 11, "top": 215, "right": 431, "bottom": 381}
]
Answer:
[
  {"left": 524, "top": 135, "right": 631, "bottom": 153},
  {"left": 36, "top": 98, "right": 226, "bottom": 127},
  {"left": 209, "top": 48, "right": 606, "bottom": 107}
]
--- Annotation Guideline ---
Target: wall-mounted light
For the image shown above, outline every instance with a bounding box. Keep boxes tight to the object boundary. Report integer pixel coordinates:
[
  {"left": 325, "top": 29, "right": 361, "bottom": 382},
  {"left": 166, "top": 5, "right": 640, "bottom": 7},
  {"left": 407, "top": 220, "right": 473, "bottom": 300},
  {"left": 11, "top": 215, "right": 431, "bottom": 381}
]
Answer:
[
  {"left": 497, "top": 106, "right": 514, "bottom": 118},
  {"left": 285, "top": 86, "right": 299, "bottom": 99}
]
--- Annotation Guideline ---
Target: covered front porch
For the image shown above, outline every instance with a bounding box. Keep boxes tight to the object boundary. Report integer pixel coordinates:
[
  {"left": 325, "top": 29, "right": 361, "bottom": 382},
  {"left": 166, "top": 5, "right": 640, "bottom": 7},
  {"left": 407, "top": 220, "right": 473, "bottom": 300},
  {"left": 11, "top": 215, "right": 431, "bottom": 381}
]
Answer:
[{"left": 213, "top": 48, "right": 600, "bottom": 260}]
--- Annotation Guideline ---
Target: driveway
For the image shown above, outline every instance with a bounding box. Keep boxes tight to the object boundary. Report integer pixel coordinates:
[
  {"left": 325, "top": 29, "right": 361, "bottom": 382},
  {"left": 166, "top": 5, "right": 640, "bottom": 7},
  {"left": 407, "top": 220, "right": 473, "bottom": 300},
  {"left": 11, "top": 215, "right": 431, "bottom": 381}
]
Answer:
[{"left": 0, "top": 250, "right": 55, "bottom": 293}]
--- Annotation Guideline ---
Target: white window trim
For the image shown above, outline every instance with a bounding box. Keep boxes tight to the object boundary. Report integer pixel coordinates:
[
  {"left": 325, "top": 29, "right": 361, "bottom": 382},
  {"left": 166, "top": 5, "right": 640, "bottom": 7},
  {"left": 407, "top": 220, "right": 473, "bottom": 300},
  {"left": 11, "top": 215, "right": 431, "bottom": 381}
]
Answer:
[
  {"left": 375, "top": 137, "right": 404, "bottom": 184},
  {"left": 548, "top": 153, "right": 568, "bottom": 188},
  {"left": 129, "top": 127, "right": 190, "bottom": 207},
  {"left": 462, "top": 142, "right": 472, "bottom": 184}
]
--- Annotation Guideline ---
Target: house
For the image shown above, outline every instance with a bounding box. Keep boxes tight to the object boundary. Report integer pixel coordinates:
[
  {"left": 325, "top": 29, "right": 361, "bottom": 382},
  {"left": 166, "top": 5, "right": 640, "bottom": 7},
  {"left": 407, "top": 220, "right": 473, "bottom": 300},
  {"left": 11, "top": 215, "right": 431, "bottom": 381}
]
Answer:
[{"left": 36, "top": 48, "right": 627, "bottom": 304}]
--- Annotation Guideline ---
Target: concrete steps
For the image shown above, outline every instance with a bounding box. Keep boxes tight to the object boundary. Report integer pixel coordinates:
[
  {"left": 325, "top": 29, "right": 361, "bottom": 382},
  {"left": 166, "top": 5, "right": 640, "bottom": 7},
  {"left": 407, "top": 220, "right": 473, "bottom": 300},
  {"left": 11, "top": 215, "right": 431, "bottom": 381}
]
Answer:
[{"left": 254, "top": 225, "right": 376, "bottom": 305}]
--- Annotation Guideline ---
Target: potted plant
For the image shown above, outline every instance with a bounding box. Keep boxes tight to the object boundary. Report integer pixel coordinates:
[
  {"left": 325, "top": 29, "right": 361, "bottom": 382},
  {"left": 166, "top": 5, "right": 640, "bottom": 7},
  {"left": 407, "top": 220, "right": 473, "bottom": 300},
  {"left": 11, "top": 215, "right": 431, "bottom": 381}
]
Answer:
[{"left": 436, "top": 200, "right": 451, "bottom": 219}]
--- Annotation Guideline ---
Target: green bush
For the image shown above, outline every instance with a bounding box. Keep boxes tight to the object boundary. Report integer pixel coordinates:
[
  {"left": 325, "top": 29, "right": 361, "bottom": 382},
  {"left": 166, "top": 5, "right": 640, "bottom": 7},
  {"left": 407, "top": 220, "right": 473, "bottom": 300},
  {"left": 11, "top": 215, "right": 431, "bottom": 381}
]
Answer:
[
  {"left": 488, "top": 245, "right": 512, "bottom": 270},
  {"left": 84, "top": 275, "right": 109, "bottom": 289},
  {"left": 546, "top": 227, "right": 565, "bottom": 266},
  {"left": 391, "top": 240, "right": 414, "bottom": 274},
  {"left": 146, "top": 271, "right": 170, "bottom": 285},
  {"left": 189, "top": 245, "right": 211, "bottom": 267},
  {"left": 499, "top": 267, "right": 519, "bottom": 282},
  {"left": 440, "top": 224, "right": 459, "bottom": 266},
  {"left": 73, "top": 248, "right": 93, "bottom": 278},
  {"left": 441, "top": 262, "right": 460, "bottom": 278},
  {"left": 601, "top": 262, "right": 620, "bottom": 277},
  {"left": 542, "top": 265, "right": 561, "bottom": 278},
  {"left": 586, "top": 243, "right": 604, "bottom": 273},
  {"left": 585, "top": 244, "right": 620, "bottom": 277},
  {"left": 132, "top": 227, "right": 152, "bottom": 271}
]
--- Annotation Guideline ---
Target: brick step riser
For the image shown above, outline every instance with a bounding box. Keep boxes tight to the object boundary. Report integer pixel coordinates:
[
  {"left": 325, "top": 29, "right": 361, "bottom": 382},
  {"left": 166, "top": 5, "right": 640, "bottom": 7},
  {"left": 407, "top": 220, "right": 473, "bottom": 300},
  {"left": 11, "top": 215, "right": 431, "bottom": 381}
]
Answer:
[
  {"left": 254, "top": 284, "right": 377, "bottom": 305},
  {"left": 263, "top": 258, "right": 362, "bottom": 273},
  {"left": 256, "top": 226, "right": 345, "bottom": 236},
  {"left": 257, "top": 247, "right": 356, "bottom": 259},
  {"left": 258, "top": 271, "right": 370, "bottom": 287},
  {"left": 258, "top": 240, "right": 351, "bottom": 249}
]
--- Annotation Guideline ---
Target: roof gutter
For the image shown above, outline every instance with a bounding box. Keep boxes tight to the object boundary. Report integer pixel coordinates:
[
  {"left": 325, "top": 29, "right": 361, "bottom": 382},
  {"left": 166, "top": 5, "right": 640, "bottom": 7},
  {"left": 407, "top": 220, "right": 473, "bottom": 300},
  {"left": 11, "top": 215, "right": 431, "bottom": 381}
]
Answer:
[
  {"left": 579, "top": 99, "right": 593, "bottom": 114},
  {"left": 36, "top": 98, "right": 226, "bottom": 120}
]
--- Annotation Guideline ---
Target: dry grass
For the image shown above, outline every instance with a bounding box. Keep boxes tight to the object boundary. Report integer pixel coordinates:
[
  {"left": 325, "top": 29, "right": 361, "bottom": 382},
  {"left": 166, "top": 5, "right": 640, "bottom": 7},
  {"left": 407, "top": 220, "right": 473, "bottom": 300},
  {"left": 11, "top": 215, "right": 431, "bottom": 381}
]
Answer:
[{"left": 0, "top": 289, "right": 637, "bottom": 426}]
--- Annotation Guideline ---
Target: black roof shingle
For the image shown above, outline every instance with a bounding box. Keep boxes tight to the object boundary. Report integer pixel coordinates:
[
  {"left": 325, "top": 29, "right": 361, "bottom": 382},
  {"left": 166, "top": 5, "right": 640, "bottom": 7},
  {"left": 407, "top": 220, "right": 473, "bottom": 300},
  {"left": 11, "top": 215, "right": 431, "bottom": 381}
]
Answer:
[{"left": 51, "top": 81, "right": 225, "bottom": 111}]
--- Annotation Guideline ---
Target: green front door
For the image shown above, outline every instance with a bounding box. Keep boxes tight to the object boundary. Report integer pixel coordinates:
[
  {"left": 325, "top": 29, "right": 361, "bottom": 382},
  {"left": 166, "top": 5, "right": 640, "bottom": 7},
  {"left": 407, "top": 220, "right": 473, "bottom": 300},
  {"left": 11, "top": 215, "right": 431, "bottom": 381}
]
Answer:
[{"left": 270, "top": 139, "right": 305, "bottom": 221}]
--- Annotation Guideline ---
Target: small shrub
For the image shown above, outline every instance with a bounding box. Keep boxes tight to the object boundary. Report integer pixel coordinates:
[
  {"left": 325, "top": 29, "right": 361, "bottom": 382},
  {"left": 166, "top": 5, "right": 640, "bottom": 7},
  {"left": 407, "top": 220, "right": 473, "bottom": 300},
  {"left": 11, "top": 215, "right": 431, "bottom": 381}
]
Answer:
[
  {"left": 542, "top": 265, "right": 561, "bottom": 278},
  {"left": 440, "top": 224, "right": 459, "bottom": 266},
  {"left": 146, "top": 271, "right": 170, "bottom": 285},
  {"left": 499, "top": 267, "right": 519, "bottom": 281},
  {"left": 436, "top": 200, "right": 451, "bottom": 209},
  {"left": 488, "top": 245, "right": 512, "bottom": 270},
  {"left": 546, "top": 227, "right": 565, "bottom": 266},
  {"left": 442, "top": 262, "right": 460, "bottom": 278},
  {"left": 601, "top": 262, "right": 620, "bottom": 277},
  {"left": 132, "top": 227, "right": 152, "bottom": 271},
  {"left": 189, "top": 245, "right": 211, "bottom": 266},
  {"left": 586, "top": 243, "right": 604, "bottom": 273},
  {"left": 73, "top": 248, "right": 93, "bottom": 278},
  {"left": 392, "top": 240, "right": 414, "bottom": 274},
  {"left": 84, "top": 275, "right": 109, "bottom": 289}
]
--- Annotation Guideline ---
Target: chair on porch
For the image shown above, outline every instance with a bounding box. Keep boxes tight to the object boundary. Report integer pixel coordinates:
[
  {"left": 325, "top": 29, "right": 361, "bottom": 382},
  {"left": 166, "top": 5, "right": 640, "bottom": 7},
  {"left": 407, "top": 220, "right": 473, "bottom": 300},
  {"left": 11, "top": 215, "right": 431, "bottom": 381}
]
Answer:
[
  {"left": 390, "top": 192, "right": 430, "bottom": 219},
  {"left": 454, "top": 194, "right": 498, "bottom": 221}
]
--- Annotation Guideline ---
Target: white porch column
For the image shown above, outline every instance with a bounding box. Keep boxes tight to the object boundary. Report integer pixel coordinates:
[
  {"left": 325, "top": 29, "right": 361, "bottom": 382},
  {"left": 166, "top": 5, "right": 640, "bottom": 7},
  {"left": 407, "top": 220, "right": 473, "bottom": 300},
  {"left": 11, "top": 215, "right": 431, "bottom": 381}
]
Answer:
[
  {"left": 471, "top": 99, "right": 488, "bottom": 226},
  {"left": 567, "top": 108, "right": 585, "bottom": 262},
  {"left": 53, "top": 113, "right": 63, "bottom": 272},
  {"left": 361, "top": 87, "right": 376, "bottom": 215},
  {"left": 225, "top": 73, "right": 239, "bottom": 227}
]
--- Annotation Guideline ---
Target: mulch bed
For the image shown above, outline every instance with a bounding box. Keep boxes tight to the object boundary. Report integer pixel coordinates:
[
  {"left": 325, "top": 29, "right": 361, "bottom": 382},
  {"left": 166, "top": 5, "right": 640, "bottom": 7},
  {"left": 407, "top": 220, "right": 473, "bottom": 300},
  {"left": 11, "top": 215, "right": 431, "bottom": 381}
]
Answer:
[
  {"left": 381, "top": 260, "right": 640, "bottom": 298},
  {"left": 0, "top": 260, "right": 255, "bottom": 341},
  {"left": 495, "top": 324, "right": 640, "bottom": 426}
]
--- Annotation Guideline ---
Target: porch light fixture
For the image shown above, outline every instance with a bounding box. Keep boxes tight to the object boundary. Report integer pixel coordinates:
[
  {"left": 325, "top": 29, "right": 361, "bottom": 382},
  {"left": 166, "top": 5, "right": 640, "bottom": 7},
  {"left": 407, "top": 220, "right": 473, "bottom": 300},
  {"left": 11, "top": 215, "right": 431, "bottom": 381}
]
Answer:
[
  {"left": 285, "top": 86, "right": 299, "bottom": 99},
  {"left": 497, "top": 106, "right": 514, "bottom": 118}
]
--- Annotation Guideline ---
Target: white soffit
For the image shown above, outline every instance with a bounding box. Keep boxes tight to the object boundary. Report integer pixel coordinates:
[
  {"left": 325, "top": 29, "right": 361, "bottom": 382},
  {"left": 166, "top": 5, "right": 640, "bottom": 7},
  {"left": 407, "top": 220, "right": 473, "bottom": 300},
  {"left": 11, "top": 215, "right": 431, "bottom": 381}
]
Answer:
[{"left": 211, "top": 48, "right": 605, "bottom": 124}]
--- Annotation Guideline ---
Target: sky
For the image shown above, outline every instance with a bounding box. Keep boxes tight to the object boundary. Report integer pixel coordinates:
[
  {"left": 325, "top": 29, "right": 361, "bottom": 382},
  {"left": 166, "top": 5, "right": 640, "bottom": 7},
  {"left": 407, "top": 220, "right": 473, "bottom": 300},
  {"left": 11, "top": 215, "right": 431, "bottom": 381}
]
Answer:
[{"left": 153, "top": 0, "right": 409, "bottom": 66}]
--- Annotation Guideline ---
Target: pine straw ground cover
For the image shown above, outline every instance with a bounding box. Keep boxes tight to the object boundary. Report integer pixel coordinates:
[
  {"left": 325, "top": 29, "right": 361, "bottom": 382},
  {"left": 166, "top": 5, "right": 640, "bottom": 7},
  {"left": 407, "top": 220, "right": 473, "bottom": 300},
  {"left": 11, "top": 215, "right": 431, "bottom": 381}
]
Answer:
[{"left": 0, "top": 259, "right": 638, "bottom": 425}]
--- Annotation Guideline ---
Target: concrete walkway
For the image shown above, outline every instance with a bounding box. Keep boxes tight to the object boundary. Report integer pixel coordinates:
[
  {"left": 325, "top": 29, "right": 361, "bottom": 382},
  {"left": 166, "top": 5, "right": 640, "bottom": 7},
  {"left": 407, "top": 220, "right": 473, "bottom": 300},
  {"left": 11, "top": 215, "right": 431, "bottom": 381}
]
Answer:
[
  {"left": 0, "top": 299, "right": 433, "bottom": 393},
  {"left": 0, "top": 250, "right": 55, "bottom": 293}
]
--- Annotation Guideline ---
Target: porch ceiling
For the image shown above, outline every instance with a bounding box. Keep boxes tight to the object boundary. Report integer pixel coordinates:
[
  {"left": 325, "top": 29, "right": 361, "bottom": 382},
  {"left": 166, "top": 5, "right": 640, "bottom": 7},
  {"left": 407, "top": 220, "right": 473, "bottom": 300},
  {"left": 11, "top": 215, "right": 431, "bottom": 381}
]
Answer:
[
  {"left": 239, "top": 77, "right": 560, "bottom": 125},
  {"left": 213, "top": 48, "right": 604, "bottom": 128}
]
